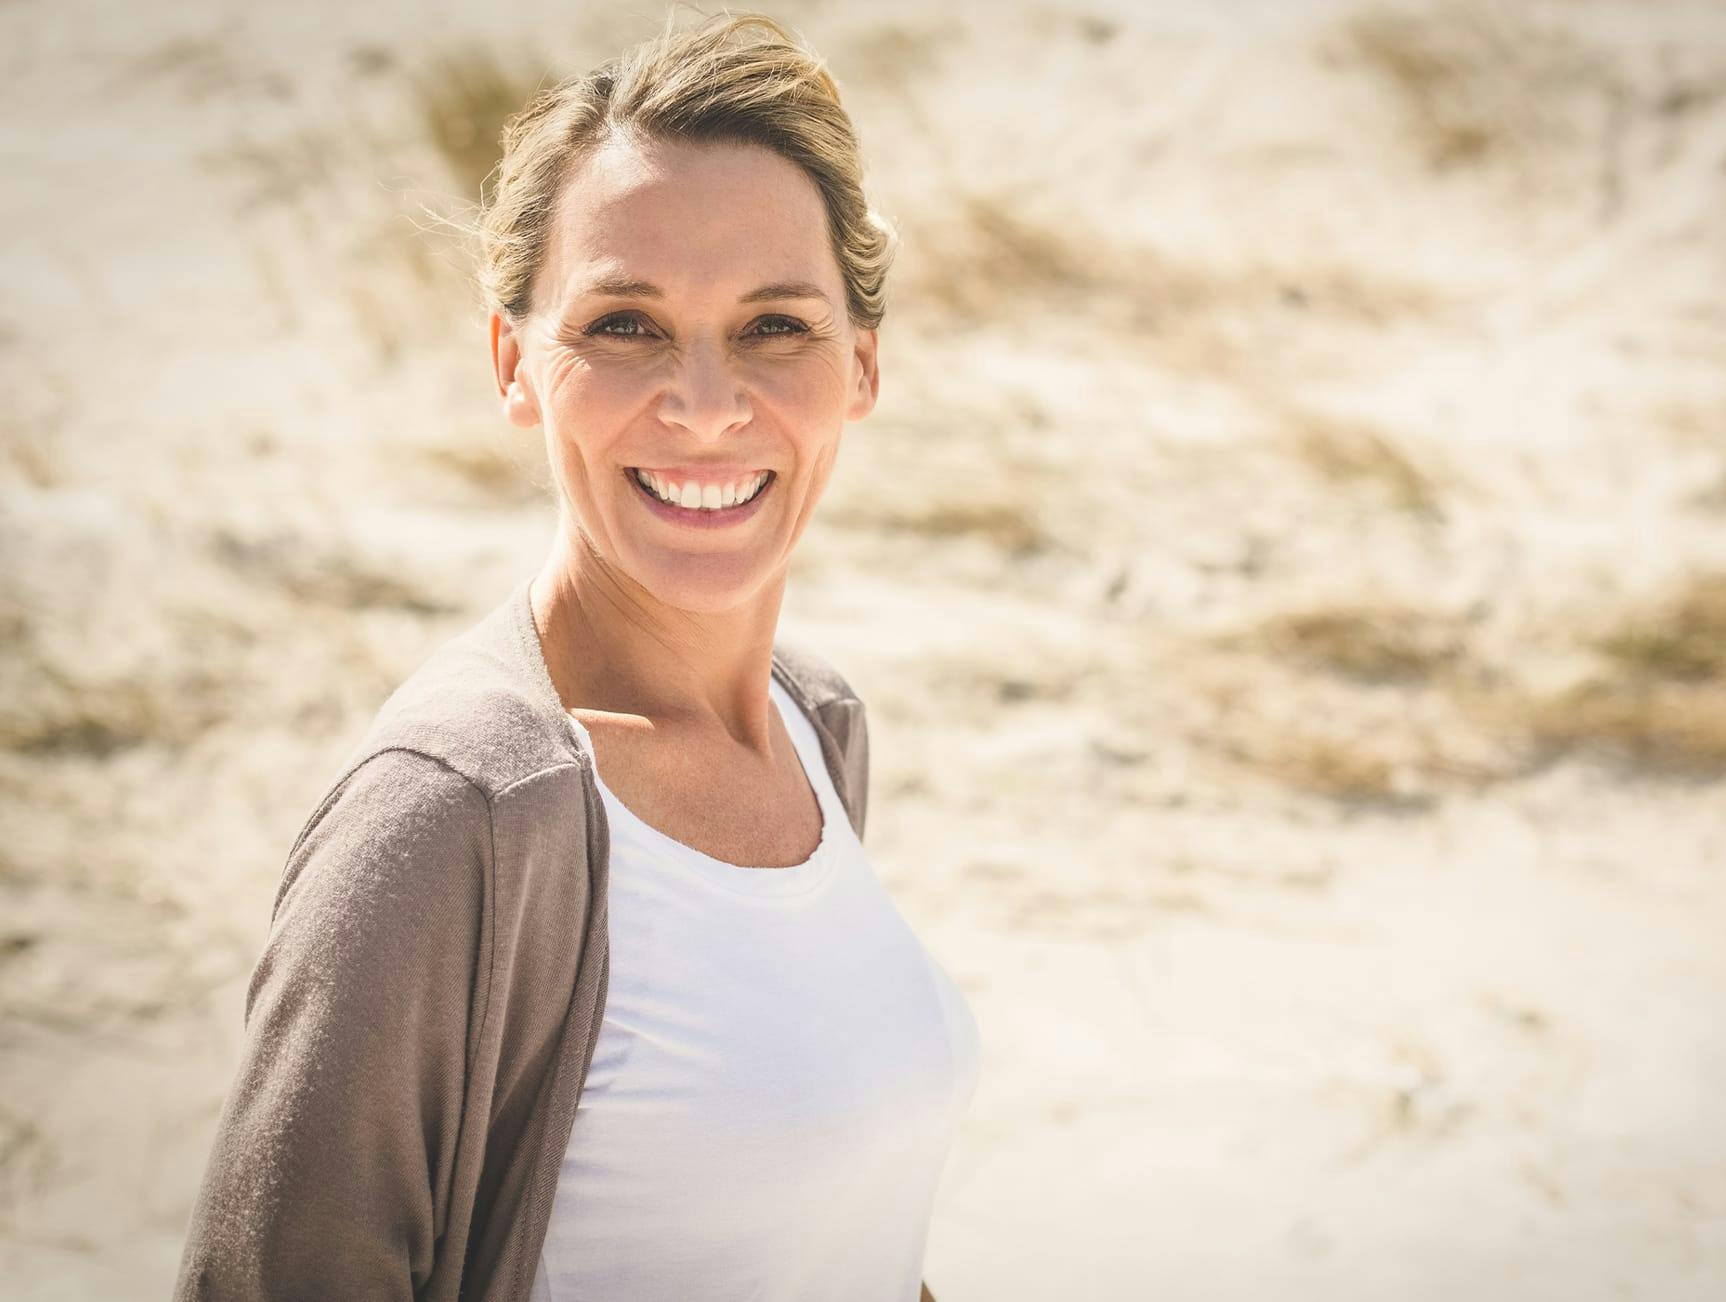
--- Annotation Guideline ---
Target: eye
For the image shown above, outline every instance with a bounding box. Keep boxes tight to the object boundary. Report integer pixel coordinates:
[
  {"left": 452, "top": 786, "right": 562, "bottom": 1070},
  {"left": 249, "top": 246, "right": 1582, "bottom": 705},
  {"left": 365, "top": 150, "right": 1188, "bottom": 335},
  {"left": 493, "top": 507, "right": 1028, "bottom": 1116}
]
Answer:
[
  {"left": 750, "top": 315, "right": 809, "bottom": 338},
  {"left": 577, "top": 311, "right": 810, "bottom": 342},
  {"left": 583, "top": 312, "right": 656, "bottom": 339}
]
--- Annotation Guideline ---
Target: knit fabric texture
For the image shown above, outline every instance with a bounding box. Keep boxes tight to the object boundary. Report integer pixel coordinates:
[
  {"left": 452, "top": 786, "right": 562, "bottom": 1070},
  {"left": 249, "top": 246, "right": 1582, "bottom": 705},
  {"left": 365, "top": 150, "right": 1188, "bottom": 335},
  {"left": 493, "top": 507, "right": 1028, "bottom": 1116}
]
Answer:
[{"left": 172, "top": 575, "right": 870, "bottom": 1301}]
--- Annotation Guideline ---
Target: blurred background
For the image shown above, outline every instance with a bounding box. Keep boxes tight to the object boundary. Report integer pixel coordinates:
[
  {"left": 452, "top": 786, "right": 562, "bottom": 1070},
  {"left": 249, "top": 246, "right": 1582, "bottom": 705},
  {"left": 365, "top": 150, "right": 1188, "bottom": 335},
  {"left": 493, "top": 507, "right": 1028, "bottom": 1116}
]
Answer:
[{"left": 3, "top": 0, "right": 1724, "bottom": 1297}]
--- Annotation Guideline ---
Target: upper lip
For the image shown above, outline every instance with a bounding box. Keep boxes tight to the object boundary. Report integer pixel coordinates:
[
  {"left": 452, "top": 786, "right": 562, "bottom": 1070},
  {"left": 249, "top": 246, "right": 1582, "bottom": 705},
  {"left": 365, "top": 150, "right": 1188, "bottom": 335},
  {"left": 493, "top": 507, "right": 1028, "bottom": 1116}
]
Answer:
[{"left": 631, "top": 466, "right": 772, "bottom": 480}]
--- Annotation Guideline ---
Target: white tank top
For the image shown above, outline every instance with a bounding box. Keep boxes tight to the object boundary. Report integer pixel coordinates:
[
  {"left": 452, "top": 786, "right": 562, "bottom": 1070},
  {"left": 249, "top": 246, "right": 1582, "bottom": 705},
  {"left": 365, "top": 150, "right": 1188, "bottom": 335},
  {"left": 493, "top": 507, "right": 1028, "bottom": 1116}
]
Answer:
[{"left": 530, "top": 674, "right": 982, "bottom": 1302}]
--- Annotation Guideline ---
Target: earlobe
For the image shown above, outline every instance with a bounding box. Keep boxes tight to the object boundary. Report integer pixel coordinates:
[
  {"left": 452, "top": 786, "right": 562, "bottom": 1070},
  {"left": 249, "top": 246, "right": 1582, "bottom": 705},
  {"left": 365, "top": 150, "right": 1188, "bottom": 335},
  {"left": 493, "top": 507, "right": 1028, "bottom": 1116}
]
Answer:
[{"left": 505, "top": 380, "right": 540, "bottom": 429}]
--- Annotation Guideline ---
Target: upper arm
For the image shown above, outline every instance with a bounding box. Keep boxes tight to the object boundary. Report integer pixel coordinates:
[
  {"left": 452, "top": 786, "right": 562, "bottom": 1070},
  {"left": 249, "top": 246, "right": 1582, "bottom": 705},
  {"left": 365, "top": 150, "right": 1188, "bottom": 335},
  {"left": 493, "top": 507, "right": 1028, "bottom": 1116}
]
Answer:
[{"left": 174, "top": 748, "right": 492, "bottom": 1299}]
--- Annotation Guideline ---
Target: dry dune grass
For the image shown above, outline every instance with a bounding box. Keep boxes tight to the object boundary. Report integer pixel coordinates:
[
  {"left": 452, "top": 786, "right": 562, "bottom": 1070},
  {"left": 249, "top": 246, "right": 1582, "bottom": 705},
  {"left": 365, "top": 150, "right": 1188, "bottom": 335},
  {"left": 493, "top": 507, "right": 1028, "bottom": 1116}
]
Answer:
[
  {"left": 7, "top": 1, "right": 1726, "bottom": 1296},
  {"left": 205, "top": 526, "right": 465, "bottom": 617},
  {"left": 109, "top": 33, "right": 293, "bottom": 106},
  {"left": 0, "top": 654, "right": 231, "bottom": 758},
  {"left": 923, "top": 647, "right": 1093, "bottom": 714},
  {"left": 825, "top": 490, "right": 1055, "bottom": 558},
  {"left": 196, "top": 36, "right": 542, "bottom": 369},
  {"left": 192, "top": 36, "right": 561, "bottom": 503},
  {"left": 818, "top": 410, "right": 1064, "bottom": 558},
  {"left": 1217, "top": 726, "right": 1438, "bottom": 809},
  {"left": 0, "top": 552, "right": 417, "bottom": 764},
  {"left": 1189, "top": 570, "right": 1726, "bottom": 807},
  {"left": 1590, "top": 571, "right": 1726, "bottom": 682},
  {"left": 1275, "top": 403, "right": 1452, "bottom": 522},
  {"left": 1517, "top": 678, "right": 1726, "bottom": 777},
  {"left": 899, "top": 188, "right": 1449, "bottom": 354},
  {"left": 1504, "top": 572, "right": 1726, "bottom": 777},
  {"left": 879, "top": 500, "right": 1051, "bottom": 556},
  {"left": 1330, "top": 0, "right": 1623, "bottom": 174},
  {"left": 2, "top": 354, "right": 74, "bottom": 494},
  {"left": 203, "top": 125, "right": 444, "bottom": 368},
  {"left": 1198, "top": 685, "right": 1498, "bottom": 808},
  {"left": 1, "top": 35, "right": 546, "bottom": 770},
  {"left": 1214, "top": 599, "right": 1469, "bottom": 684},
  {"left": 410, "top": 435, "right": 547, "bottom": 503},
  {"left": 410, "top": 44, "right": 547, "bottom": 206},
  {"left": 1, "top": 419, "right": 63, "bottom": 494},
  {"left": 905, "top": 191, "right": 1111, "bottom": 319},
  {"left": 1182, "top": 602, "right": 1508, "bottom": 808}
]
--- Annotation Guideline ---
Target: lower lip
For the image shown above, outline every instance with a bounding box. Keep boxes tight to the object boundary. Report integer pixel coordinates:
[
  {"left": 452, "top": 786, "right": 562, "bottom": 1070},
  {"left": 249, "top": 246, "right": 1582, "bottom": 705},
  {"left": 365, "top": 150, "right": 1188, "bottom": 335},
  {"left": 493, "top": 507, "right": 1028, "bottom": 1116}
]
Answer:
[{"left": 627, "top": 469, "right": 775, "bottom": 529}]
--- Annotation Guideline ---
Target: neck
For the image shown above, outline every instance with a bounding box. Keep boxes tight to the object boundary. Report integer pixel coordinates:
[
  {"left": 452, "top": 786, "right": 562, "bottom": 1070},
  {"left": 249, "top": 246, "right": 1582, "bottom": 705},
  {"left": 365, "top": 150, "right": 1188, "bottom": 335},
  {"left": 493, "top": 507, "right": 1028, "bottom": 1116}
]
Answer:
[{"left": 528, "top": 526, "right": 788, "bottom": 752}]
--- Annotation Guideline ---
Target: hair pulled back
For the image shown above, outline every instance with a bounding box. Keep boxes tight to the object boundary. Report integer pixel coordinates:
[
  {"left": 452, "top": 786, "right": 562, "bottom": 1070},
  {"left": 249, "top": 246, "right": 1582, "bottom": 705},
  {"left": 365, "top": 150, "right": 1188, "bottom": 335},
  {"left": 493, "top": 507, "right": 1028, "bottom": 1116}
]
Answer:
[{"left": 476, "top": 10, "right": 897, "bottom": 331}]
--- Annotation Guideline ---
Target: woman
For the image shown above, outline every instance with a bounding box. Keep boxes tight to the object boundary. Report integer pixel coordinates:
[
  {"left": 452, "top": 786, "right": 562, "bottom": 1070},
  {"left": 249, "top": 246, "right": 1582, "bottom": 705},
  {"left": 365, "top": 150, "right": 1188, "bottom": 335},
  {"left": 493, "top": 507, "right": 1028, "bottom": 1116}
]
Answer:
[{"left": 174, "top": 12, "right": 981, "bottom": 1302}]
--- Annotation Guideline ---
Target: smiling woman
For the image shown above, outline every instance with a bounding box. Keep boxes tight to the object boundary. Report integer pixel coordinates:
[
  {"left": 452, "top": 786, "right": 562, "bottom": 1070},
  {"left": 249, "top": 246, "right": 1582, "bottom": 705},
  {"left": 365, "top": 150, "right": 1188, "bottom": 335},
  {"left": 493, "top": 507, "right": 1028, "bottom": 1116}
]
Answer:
[
  {"left": 172, "top": 10, "right": 976, "bottom": 1302},
  {"left": 490, "top": 126, "right": 876, "bottom": 607},
  {"left": 489, "top": 124, "right": 881, "bottom": 615}
]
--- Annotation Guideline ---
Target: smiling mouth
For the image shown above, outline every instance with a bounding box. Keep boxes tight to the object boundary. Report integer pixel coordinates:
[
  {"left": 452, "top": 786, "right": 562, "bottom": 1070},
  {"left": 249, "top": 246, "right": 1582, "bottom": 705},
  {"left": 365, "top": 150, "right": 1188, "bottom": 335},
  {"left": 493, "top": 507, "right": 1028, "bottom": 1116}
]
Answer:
[{"left": 627, "top": 467, "right": 775, "bottom": 512}]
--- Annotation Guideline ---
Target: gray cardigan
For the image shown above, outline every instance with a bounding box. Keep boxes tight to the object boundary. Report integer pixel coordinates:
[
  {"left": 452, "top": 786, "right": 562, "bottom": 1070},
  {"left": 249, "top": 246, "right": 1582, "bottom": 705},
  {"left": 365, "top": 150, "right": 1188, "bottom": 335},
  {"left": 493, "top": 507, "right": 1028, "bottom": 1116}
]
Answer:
[{"left": 173, "top": 575, "right": 873, "bottom": 1300}]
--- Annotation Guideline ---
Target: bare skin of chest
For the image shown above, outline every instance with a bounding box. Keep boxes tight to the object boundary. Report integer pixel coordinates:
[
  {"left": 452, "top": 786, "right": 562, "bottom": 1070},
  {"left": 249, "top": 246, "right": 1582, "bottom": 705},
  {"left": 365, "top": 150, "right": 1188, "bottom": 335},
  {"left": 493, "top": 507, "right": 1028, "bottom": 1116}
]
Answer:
[{"left": 572, "top": 708, "right": 824, "bottom": 868}]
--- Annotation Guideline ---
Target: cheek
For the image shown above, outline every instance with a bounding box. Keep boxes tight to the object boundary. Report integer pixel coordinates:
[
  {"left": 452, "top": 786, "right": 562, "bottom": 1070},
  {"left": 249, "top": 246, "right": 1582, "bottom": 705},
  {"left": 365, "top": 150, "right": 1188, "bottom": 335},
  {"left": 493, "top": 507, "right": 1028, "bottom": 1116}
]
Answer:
[
  {"left": 547, "top": 356, "right": 617, "bottom": 415},
  {"left": 543, "top": 363, "right": 642, "bottom": 454},
  {"left": 751, "top": 353, "right": 850, "bottom": 421}
]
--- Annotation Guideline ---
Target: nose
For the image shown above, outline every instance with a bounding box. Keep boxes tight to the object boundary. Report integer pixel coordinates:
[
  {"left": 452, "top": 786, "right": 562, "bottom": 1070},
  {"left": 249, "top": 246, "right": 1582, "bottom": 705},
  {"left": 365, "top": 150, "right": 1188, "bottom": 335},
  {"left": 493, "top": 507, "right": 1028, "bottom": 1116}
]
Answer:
[{"left": 658, "top": 337, "right": 750, "bottom": 442}]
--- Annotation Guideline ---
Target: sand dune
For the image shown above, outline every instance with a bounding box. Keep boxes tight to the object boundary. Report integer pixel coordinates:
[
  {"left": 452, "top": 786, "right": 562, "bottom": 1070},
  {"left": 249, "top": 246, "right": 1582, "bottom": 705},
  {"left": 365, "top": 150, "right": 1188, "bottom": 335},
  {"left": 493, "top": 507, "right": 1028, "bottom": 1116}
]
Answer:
[{"left": 2, "top": 0, "right": 1724, "bottom": 1297}]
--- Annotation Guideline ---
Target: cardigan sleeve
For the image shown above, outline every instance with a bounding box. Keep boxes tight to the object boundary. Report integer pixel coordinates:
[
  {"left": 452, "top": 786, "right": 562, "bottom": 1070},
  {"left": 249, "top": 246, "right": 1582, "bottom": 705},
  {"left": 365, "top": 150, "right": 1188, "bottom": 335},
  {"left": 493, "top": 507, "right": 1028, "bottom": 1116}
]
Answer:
[
  {"left": 173, "top": 747, "right": 493, "bottom": 1300},
  {"left": 847, "top": 694, "right": 871, "bottom": 844}
]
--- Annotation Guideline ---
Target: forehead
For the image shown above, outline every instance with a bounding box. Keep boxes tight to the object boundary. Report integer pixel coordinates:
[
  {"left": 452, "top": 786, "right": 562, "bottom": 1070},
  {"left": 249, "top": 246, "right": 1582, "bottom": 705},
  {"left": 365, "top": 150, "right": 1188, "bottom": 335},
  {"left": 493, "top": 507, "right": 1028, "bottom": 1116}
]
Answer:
[{"left": 538, "top": 132, "right": 839, "bottom": 314}]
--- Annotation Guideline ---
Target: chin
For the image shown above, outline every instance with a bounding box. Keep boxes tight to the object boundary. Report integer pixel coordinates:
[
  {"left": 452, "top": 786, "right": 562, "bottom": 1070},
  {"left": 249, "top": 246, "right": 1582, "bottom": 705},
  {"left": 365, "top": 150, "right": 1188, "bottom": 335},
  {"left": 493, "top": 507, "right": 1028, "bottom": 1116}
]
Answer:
[{"left": 627, "top": 551, "right": 780, "bottom": 614}]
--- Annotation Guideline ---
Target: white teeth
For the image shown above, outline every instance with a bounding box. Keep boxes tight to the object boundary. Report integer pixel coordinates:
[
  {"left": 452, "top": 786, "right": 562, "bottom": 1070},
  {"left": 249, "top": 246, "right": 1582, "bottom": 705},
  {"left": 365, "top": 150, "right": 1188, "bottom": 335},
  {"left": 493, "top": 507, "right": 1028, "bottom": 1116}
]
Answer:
[{"left": 634, "top": 468, "right": 768, "bottom": 510}]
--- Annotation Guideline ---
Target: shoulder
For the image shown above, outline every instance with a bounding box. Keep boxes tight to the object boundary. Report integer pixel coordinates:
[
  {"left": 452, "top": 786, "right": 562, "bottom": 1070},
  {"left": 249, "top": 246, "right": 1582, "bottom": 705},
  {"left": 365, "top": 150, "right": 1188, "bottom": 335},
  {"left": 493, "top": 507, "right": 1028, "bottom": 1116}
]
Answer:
[
  {"left": 332, "top": 581, "right": 587, "bottom": 804},
  {"left": 270, "top": 579, "right": 609, "bottom": 933},
  {"left": 770, "top": 635, "right": 871, "bottom": 764},
  {"left": 280, "top": 745, "right": 493, "bottom": 919},
  {"left": 771, "top": 635, "right": 873, "bottom": 839},
  {"left": 277, "top": 582, "right": 597, "bottom": 903},
  {"left": 770, "top": 636, "right": 866, "bottom": 710}
]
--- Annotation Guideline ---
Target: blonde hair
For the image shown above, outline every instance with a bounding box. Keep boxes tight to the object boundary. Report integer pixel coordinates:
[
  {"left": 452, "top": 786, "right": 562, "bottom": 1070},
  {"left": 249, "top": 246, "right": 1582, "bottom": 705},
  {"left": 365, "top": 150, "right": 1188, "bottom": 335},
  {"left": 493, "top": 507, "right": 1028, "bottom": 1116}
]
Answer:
[{"left": 476, "top": 9, "right": 897, "bottom": 330}]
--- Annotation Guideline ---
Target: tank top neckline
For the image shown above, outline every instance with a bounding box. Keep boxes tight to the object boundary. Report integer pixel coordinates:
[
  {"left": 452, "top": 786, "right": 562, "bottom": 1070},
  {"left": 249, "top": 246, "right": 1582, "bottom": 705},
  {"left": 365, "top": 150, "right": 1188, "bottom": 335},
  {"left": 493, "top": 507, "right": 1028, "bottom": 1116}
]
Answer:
[{"left": 564, "top": 675, "right": 842, "bottom": 899}]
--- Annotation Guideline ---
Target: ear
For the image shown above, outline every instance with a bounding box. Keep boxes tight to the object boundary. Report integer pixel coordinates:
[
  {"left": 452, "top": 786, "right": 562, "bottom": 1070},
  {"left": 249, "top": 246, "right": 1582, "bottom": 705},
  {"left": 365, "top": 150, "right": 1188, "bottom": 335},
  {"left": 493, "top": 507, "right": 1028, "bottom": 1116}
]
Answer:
[
  {"left": 845, "top": 325, "right": 880, "bottom": 422},
  {"left": 490, "top": 311, "right": 542, "bottom": 429}
]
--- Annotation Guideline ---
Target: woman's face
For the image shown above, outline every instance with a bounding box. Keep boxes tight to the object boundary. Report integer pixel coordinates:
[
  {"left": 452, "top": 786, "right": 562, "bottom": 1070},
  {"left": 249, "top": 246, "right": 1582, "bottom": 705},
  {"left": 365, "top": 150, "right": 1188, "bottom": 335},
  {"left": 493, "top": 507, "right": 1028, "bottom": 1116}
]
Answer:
[{"left": 490, "top": 131, "right": 880, "bottom": 615}]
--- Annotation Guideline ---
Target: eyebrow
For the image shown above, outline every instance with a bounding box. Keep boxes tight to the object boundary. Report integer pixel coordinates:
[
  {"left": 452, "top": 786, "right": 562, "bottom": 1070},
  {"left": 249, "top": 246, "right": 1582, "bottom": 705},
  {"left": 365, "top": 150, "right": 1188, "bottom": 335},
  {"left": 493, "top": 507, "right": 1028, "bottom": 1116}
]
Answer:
[{"left": 578, "top": 275, "right": 833, "bottom": 307}]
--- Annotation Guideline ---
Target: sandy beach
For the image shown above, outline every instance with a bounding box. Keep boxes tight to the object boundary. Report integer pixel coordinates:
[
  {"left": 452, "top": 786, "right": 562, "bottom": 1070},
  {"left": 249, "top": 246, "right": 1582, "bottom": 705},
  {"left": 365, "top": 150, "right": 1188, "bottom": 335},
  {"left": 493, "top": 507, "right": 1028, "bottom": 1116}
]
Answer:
[{"left": 2, "top": 0, "right": 1724, "bottom": 1296}]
